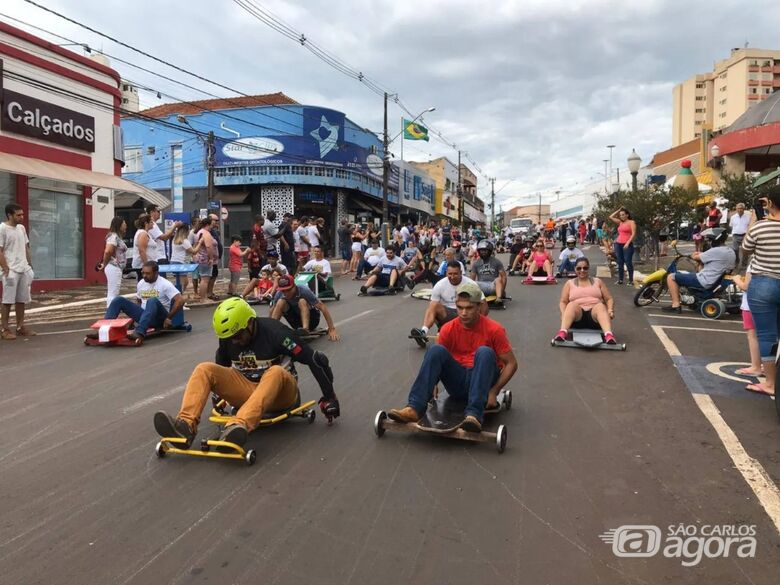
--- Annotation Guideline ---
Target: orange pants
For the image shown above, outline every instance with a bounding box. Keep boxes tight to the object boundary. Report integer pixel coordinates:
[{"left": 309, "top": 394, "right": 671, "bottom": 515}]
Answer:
[{"left": 178, "top": 363, "right": 298, "bottom": 432}]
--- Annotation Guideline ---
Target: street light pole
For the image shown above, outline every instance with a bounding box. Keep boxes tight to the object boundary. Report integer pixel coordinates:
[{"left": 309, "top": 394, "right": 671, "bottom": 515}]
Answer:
[
  {"left": 627, "top": 149, "right": 642, "bottom": 193},
  {"left": 606, "top": 144, "right": 615, "bottom": 192},
  {"left": 382, "top": 92, "right": 389, "bottom": 226},
  {"left": 490, "top": 177, "right": 495, "bottom": 231},
  {"left": 457, "top": 150, "right": 464, "bottom": 228}
]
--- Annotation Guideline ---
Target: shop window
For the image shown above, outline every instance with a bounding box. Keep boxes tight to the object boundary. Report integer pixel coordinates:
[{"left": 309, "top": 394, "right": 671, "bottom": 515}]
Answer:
[
  {"left": 0, "top": 172, "right": 15, "bottom": 211},
  {"left": 123, "top": 147, "right": 143, "bottom": 173},
  {"left": 28, "top": 188, "right": 83, "bottom": 279}
]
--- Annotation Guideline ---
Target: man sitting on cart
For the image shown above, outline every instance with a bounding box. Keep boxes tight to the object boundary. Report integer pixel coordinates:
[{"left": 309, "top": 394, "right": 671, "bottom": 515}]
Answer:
[
  {"left": 556, "top": 236, "right": 585, "bottom": 276},
  {"left": 270, "top": 275, "right": 340, "bottom": 340},
  {"left": 302, "top": 245, "right": 332, "bottom": 293},
  {"left": 87, "top": 260, "right": 184, "bottom": 346},
  {"left": 153, "top": 297, "right": 339, "bottom": 450},
  {"left": 391, "top": 281, "right": 517, "bottom": 432}
]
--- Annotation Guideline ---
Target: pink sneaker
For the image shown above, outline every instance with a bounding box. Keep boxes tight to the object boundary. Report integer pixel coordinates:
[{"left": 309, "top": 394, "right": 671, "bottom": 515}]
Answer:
[
  {"left": 604, "top": 332, "right": 616, "bottom": 345},
  {"left": 553, "top": 329, "right": 567, "bottom": 342},
  {"left": 546, "top": 276, "right": 556, "bottom": 282}
]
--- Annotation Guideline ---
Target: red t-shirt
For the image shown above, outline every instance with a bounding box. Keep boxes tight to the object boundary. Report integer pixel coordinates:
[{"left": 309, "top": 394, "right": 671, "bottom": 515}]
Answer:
[
  {"left": 438, "top": 315, "right": 512, "bottom": 368},
  {"left": 229, "top": 244, "right": 243, "bottom": 272}
]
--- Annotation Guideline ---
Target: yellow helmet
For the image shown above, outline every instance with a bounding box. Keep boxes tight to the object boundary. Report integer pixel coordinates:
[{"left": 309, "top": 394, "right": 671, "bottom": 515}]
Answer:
[{"left": 212, "top": 297, "right": 256, "bottom": 339}]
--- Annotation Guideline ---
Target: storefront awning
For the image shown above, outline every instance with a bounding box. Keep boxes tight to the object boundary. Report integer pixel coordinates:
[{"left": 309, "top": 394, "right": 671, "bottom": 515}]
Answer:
[{"left": 0, "top": 152, "right": 170, "bottom": 209}]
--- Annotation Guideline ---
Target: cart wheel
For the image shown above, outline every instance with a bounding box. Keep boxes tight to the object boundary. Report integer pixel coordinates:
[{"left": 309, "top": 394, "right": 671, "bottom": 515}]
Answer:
[
  {"left": 307, "top": 409, "right": 316, "bottom": 424},
  {"left": 621, "top": 344, "right": 627, "bottom": 351},
  {"left": 374, "top": 410, "right": 387, "bottom": 438},
  {"left": 496, "top": 425, "right": 507, "bottom": 454},
  {"left": 83, "top": 336, "right": 89, "bottom": 345},
  {"left": 155, "top": 442, "right": 166, "bottom": 458},
  {"left": 700, "top": 298, "right": 726, "bottom": 319},
  {"left": 504, "top": 390, "right": 512, "bottom": 411},
  {"left": 336, "top": 294, "right": 341, "bottom": 301},
  {"left": 184, "top": 323, "right": 192, "bottom": 332},
  {"left": 245, "top": 449, "right": 256, "bottom": 466}
]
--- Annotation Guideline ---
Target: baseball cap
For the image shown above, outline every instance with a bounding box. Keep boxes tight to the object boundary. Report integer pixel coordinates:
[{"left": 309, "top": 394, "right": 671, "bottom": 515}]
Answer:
[
  {"left": 277, "top": 276, "right": 294, "bottom": 291},
  {"left": 456, "top": 281, "right": 482, "bottom": 304},
  {"left": 267, "top": 250, "right": 279, "bottom": 257}
]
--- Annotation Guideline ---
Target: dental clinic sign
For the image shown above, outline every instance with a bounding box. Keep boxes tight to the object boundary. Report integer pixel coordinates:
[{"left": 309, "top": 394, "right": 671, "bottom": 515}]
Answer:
[{"left": 1, "top": 88, "right": 95, "bottom": 152}]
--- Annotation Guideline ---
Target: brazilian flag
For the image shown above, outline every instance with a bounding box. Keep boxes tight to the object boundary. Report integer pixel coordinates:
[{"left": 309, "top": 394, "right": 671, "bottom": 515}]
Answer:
[{"left": 403, "top": 119, "right": 430, "bottom": 141}]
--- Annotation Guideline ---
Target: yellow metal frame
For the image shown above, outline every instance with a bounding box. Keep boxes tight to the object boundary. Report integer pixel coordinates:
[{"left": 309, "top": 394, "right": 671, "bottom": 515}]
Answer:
[{"left": 157, "top": 400, "right": 317, "bottom": 463}]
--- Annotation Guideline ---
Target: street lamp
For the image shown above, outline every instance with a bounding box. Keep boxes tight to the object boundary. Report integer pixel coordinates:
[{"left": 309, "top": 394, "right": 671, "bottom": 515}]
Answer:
[{"left": 627, "top": 149, "right": 641, "bottom": 192}]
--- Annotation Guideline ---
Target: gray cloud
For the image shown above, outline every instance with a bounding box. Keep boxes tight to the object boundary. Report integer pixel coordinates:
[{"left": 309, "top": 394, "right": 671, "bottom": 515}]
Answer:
[{"left": 5, "top": 0, "right": 780, "bottom": 209}]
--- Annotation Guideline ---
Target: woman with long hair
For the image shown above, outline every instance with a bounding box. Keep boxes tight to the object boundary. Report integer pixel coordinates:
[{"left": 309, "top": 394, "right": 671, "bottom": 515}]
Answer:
[
  {"left": 349, "top": 224, "right": 367, "bottom": 274},
  {"left": 170, "top": 223, "right": 203, "bottom": 295},
  {"left": 741, "top": 187, "right": 780, "bottom": 396},
  {"left": 193, "top": 216, "right": 218, "bottom": 301},
  {"left": 131, "top": 213, "right": 157, "bottom": 280},
  {"left": 97, "top": 216, "right": 127, "bottom": 306},
  {"left": 608, "top": 207, "right": 637, "bottom": 285}
]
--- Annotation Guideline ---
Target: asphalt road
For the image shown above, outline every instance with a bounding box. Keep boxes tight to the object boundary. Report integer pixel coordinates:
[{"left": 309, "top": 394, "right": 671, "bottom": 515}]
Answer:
[{"left": 1, "top": 249, "right": 778, "bottom": 585}]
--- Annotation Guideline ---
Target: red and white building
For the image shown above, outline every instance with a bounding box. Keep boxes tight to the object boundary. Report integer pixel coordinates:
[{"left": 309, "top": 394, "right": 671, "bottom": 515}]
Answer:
[{"left": 0, "top": 21, "right": 166, "bottom": 292}]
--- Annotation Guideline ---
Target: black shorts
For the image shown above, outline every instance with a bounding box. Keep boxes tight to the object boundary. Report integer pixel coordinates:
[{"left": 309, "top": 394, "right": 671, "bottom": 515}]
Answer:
[
  {"left": 282, "top": 300, "right": 321, "bottom": 330},
  {"left": 211, "top": 264, "right": 219, "bottom": 279},
  {"left": 376, "top": 273, "right": 392, "bottom": 288},
  {"left": 572, "top": 308, "right": 599, "bottom": 330},
  {"left": 249, "top": 267, "right": 261, "bottom": 280}
]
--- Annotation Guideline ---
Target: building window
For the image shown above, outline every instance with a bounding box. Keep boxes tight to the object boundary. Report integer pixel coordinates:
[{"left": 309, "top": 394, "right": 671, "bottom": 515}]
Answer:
[
  {"left": 123, "top": 146, "right": 143, "bottom": 173},
  {"left": 694, "top": 132, "right": 701, "bottom": 138},
  {"left": 695, "top": 82, "right": 704, "bottom": 89},
  {"left": 750, "top": 60, "right": 758, "bottom": 66},
  {"left": 28, "top": 187, "right": 83, "bottom": 279},
  {"left": 695, "top": 96, "right": 705, "bottom": 101},
  {"left": 695, "top": 108, "right": 704, "bottom": 113},
  {"left": 763, "top": 60, "right": 772, "bottom": 66},
  {"left": 0, "top": 172, "right": 15, "bottom": 210}
]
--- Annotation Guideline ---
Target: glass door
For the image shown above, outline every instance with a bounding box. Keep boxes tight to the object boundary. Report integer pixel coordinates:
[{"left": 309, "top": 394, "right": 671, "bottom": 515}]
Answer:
[{"left": 28, "top": 188, "right": 83, "bottom": 279}]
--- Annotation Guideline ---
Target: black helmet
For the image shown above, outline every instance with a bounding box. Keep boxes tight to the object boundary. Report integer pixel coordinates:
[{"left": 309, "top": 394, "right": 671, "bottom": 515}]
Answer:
[{"left": 701, "top": 227, "right": 727, "bottom": 245}]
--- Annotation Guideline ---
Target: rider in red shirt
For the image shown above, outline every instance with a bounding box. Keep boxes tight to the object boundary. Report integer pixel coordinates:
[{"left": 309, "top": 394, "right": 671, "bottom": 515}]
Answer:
[{"left": 389, "top": 281, "right": 517, "bottom": 431}]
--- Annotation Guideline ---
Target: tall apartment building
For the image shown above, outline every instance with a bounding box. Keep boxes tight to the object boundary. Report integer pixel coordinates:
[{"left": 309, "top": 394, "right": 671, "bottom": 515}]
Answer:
[{"left": 672, "top": 47, "right": 780, "bottom": 146}]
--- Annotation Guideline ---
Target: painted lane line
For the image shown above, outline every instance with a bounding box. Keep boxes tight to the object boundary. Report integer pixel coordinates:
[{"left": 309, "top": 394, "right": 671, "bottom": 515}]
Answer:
[
  {"left": 334, "top": 309, "right": 374, "bottom": 327},
  {"left": 657, "top": 325, "right": 744, "bottom": 334},
  {"left": 647, "top": 313, "right": 742, "bottom": 324},
  {"left": 651, "top": 324, "right": 780, "bottom": 534},
  {"left": 650, "top": 325, "right": 681, "bottom": 357},
  {"left": 122, "top": 386, "right": 183, "bottom": 415},
  {"left": 36, "top": 328, "right": 91, "bottom": 336},
  {"left": 13, "top": 293, "right": 134, "bottom": 316},
  {"left": 692, "top": 393, "right": 780, "bottom": 533}
]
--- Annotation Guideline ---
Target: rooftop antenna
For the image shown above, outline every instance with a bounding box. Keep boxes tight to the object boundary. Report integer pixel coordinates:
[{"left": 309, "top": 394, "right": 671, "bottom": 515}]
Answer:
[{"left": 745, "top": 40, "right": 749, "bottom": 49}]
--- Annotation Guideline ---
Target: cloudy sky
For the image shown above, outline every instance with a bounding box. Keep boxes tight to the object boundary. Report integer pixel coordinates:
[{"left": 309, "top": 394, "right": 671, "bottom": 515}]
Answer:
[{"left": 4, "top": 0, "right": 780, "bottom": 209}]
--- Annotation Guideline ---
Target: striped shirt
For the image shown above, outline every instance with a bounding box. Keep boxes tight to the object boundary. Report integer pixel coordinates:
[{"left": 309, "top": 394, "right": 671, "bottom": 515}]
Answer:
[{"left": 742, "top": 219, "right": 780, "bottom": 278}]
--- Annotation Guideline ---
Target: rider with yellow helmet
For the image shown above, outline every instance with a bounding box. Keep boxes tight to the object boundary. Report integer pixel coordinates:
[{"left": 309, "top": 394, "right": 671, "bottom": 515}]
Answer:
[{"left": 153, "top": 297, "right": 339, "bottom": 449}]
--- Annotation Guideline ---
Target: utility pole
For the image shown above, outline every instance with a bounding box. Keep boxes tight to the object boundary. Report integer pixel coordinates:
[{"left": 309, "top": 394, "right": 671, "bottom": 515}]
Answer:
[
  {"left": 207, "top": 130, "right": 215, "bottom": 203},
  {"left": 537, "top": 192, "right": 542, "bottom": 224},
  {"left": 606, "top": 144, "right": 615, "bottom": 193},
  {"left": 490, "top": 177, "right": 495, "bottom": 232},
  {"left": 382, "top": 92, "right": 389, "bottom": 227}
]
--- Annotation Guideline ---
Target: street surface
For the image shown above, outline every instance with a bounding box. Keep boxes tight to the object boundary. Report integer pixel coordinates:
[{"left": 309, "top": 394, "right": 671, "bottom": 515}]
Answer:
[{"left": 1, "top": 248, "right": 778, "bottom": 585}]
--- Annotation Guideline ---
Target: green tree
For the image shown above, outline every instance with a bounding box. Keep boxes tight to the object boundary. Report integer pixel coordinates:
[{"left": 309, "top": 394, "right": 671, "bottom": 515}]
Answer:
[{"left": 717, "top": 172, "right": 770, "bottom": 209}]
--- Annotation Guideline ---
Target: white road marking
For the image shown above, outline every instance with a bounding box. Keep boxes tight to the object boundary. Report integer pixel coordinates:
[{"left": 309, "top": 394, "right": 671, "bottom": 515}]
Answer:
[
  {"left": 36, "top": 328, "right": 91, "bottom": 336},
  {"left": 656, "top": 325, "right": 744, "bottom": 334},
  {"left": 705, "top": 361, "right": 763, "bottom": 384},
  {"left": 650, "top": 325, "right": 681, "bottom": 357},
  {"left": 12, "top": 293, "right": 134, "bottom": 316},
  {"left": 334, "top": 309, "right": 374, "bottom": 327},
  {"left": 692, "top": 393, "right": 780, "bottom": 533},
  {"left": 647, "top": 313, "right": 742, "bottom": 324},
  {"left": 122, "top": 386, "right": 183, "bottom": 414},
  {"left": 651, "top": 324, "right": 780, "bottom": 534}
]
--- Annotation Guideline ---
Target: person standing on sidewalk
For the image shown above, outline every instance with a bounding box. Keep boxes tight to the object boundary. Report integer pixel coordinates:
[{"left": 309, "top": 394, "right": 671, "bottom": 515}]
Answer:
[
  {"left": 279, "top": 213, "right": 296, "bottom": 276},
  {"left": 193, "top": 217, "right": 218, "bottom": 301},
  {"left": 145, "top": 204, "right": 178, "bottom": 264},
  {"left": 0, "top": 203, "right": 34, "bottom": 340},
  {"left": 207, "top": 213, "right": 223, "bottom": 300},
  {"left": 131, "top": 213, "right": 157, "bottom": 281},
  {"left": 97, "top": 216, "right": 128, "bottom": 306},
  {"left": 609, "top": 207, "right": 636, "bottom": 285},
  {"left": 729, "top": 202, "right": 751, "bottom": 271}
]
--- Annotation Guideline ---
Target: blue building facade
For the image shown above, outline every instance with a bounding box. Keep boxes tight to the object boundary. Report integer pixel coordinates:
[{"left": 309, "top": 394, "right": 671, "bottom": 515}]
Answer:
[{"left": 121, "top": 98, "right": 435, "bottom": 251}]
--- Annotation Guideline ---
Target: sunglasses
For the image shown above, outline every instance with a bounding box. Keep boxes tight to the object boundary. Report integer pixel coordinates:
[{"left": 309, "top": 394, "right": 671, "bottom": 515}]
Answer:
[{"left": 575, "top": 266, "right": 589, "bottom": 271}]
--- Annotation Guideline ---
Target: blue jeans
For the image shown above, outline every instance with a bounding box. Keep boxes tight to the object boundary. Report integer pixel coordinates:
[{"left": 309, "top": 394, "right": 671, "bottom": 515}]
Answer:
[
  {"left": 613, "top": 242, "right": 634, "bottom": 282},
  {"left": 746, "top": 275, "right": 780, "bottom": 361},
  {"left": 105, "top": 297, "right": 168, "bottom": 337},
  {"left": 407, "top": 345, "right": 499, "bottom": 422},
  {"left": 559, "top": 258, "right": 576, "bottom": 273}
]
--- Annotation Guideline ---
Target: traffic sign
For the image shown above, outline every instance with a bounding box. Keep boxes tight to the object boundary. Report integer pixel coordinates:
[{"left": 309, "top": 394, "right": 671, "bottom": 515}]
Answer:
[{"left": 221, "top": 206, "right": 229, "bottom": 221}]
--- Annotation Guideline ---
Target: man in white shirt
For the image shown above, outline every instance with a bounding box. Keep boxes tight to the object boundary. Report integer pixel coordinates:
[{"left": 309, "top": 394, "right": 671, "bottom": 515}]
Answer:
[
  {"left": 263, "top": 210, "right": 280, "bottom": 255},
  {"left": 260, "top": 250, "right": 289, "bottom": 276},
  {"left": 303, "top": 246, "right": 333, "bottom": 292},
  {"left": 0, "top": 203, "right": 34, "bottom": 339},
  {"left": 729, "top": 202, "right": 751, "bottom": 269},
  {"left": 306, "top": 216, "right": 321, "bottom": 248},
  {"left": 360, "top": 247, "right": 408, "bottom": 294},
  {"left": 400, "top": 223, "right": 410, "bottom": 245},
  {"left": 90, "top": 260, "right": 185, "bottom": 345},
  {"left": 556, "top": 236, "right": 585, "bottom": 276},
  {"left": 294, "top": 217, "right": 311, "bottom": 271},
  {"left": 145, "top": 204, "right": 178, "bottom": 263},
  {"left": 409, "top": 262, "right": 486, "bottom": 342},
  {"left": 356, "top": 239, "right": 385, "bottom": 279}
]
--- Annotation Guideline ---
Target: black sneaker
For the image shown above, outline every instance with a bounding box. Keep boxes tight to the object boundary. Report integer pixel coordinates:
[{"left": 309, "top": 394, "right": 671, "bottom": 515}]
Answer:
[
  {"left": 662, "top": 305, "right": 682, "bottom": 313},
  {"left": 154, "top": 411, "right": 194, "bottom": 449},
  {"left": 614, "top": 280, "right": 623, "bottom": 285},
  {"left": 218, "top": 423, "right": 248, "bottom": 452},
  {"left": 358, "top": 286, "right": 368, "bottom": 296},
  {"left": 406, "top": 278, "right": 415, "bottom": 290}
]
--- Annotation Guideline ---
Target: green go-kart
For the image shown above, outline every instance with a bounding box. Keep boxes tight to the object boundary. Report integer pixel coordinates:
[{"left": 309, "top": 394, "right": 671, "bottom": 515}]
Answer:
[{"left": 294, "top": 271, "right": 341, "bottom": 301}]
